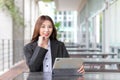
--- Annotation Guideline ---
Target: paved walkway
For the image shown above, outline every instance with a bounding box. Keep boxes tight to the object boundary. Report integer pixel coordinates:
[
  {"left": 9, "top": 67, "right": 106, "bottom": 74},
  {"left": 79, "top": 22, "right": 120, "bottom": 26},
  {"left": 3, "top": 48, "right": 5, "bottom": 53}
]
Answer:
[{"left": 0, "top": 60, "right": 29, "bottom": 80}]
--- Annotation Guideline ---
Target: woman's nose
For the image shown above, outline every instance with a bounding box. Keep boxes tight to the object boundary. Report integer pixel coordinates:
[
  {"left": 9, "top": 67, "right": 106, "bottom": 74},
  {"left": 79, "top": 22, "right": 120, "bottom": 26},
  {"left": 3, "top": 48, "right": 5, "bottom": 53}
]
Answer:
[{"left": 45, "top": 27, "right": 49, "bottom": 31}]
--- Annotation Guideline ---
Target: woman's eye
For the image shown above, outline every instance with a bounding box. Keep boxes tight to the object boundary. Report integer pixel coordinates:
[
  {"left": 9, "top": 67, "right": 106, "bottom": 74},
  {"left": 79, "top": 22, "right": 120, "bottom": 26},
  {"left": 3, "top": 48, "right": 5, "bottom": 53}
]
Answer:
[
  {"left": 41, "top": 26, "right": 45, "bottom": 28},
  {"left": 48, "top": 26, "right": 52, "bottom": 28},
  {"left": 41, "top": 25, "right": 52, "bottom": 28}
]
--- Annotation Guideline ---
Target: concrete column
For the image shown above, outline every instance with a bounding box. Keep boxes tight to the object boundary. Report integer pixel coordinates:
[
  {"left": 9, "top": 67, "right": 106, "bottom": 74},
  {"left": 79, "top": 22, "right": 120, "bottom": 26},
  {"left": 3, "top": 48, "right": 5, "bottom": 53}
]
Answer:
[
  {"left": 13, "top": 0, "right": 24, "bottom": 64},
  {"left": 102, "top": 9, "right": 110, "bottom": 53},
  {"left": 85, "top": 19, "right": 90, "bottom": 49}
]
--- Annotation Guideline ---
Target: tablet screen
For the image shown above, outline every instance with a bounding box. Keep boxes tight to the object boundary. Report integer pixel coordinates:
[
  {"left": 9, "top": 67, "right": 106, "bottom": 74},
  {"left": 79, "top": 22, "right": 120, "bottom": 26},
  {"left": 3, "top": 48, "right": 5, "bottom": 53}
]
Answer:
[{"left": 53, "top": 58, "right": 83, "bottom": 69}]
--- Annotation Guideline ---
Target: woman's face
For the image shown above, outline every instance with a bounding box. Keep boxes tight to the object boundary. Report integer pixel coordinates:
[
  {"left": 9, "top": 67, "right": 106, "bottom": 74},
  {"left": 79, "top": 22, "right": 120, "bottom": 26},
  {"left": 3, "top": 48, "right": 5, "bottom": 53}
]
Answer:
[{"left": 39, "top": 20, "right": 53, "bottom": 39}]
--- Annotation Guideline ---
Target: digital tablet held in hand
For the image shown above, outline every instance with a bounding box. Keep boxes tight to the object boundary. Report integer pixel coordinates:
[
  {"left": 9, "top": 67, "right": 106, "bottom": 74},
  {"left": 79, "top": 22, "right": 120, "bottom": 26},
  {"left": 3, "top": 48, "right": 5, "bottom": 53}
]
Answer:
[{"left": 52, "top": 58, "right": 83, "bottom": 76}]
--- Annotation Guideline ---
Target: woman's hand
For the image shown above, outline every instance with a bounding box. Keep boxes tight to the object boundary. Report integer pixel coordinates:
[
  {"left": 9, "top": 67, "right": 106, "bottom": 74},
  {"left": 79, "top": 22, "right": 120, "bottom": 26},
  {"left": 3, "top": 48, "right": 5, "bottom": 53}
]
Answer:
[
  {"left": 77, "top": 65, "right": 85, "bottom": 74},
  {"left": 38, "top": 36, "right": 48, "bottom": 49}
]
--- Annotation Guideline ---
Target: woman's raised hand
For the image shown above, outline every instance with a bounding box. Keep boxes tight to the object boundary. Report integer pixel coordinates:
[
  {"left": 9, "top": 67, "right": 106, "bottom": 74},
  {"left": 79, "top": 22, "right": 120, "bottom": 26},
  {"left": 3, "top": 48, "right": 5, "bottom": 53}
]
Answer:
[{"left": 38, "top": 36, "right": 48, "bottom": 49}]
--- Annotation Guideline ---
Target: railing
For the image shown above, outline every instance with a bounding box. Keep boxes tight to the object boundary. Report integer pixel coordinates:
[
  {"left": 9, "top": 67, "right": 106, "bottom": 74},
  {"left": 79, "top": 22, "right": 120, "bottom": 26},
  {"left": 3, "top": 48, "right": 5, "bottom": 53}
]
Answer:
[
  {"left": 0, "top": 39, "right": 13, "bottom": 74},
  {"left": 0, "top": 39, "right": 25, "bottom": 75},
  {"left": 110, "top": 46, "right": 120, "bottom": 58}
]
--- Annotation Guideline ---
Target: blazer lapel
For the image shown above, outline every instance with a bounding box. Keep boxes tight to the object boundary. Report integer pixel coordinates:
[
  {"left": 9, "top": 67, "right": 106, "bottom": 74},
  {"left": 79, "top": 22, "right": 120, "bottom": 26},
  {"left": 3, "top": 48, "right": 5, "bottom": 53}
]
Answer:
[{"left": 50, "top": 40, "right": 58, "bottom": 66}]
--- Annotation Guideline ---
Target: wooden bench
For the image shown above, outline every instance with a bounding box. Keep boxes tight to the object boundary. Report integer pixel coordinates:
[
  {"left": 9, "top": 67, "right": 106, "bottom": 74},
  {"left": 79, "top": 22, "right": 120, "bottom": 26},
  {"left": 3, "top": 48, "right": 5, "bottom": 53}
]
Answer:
[{"left": 0, "top": 60, "right": 29, "bottom": 80}]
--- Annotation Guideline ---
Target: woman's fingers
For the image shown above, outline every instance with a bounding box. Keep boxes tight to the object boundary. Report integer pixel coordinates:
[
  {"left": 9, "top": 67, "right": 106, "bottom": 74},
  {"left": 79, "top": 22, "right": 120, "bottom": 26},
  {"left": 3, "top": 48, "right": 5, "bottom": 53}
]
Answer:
[{"left": 77, "top": 65, "right": 85, "bottom": 74}]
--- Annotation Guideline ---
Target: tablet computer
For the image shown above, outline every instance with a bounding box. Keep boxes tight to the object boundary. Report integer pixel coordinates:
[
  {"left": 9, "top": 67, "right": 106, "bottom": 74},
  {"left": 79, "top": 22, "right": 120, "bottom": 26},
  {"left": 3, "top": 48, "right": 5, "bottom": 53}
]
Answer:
[{"left": 52, "top": 58, "right": 83, "bottom": 76}]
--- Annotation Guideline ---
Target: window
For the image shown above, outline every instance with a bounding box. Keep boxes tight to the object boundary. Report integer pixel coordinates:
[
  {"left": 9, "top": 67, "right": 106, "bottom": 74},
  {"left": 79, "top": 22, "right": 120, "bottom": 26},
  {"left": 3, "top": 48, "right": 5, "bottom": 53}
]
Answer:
[
  {"left": 68, "top": 21, "right": 71, "bottom": 27},
  {"left": 54, "top": 16, "right": 57, "bottom": 20},
  {"left": 64, "top": 11, "right": 66, "bottom": 15},
  {"left": 64, "top": 16, "right": 66, "bottom": 20},
  {"left": 64, "top": 33, "right": 66, "bottom": 38},
  {"left": 59, "top": 11, "right": 61, "bottom": 15},
  {"left": 64, "top": 21, "right": 66, "bottom": 27}
]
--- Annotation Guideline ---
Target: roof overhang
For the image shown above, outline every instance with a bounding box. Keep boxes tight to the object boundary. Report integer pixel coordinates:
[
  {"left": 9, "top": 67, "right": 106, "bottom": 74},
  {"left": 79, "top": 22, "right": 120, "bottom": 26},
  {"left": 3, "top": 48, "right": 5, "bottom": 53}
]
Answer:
[{"left": 54, "top": 0, "right": 87, "bottom": 12}]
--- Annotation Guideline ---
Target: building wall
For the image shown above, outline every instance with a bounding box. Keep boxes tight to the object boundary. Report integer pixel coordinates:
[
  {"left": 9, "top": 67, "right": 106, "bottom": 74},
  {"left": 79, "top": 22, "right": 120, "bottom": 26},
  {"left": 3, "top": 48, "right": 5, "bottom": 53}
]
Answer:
[
  {"left": 78, "top": 0, "right": 120, "bottom": 53},
  {"left": 107, "top": 0, "right": 120, "bottom": 44},
  {"left": 104, "top": 0, "right": 120, "bottom": 52},
  {"left": 0, "top": 7, "right": 13, "bottom": 71},
  {"left": 0, "top": 9, "right": 12, "bottom": 39},
  {"left": 54, "top": 11, "right": 77, "bottom": 43}
]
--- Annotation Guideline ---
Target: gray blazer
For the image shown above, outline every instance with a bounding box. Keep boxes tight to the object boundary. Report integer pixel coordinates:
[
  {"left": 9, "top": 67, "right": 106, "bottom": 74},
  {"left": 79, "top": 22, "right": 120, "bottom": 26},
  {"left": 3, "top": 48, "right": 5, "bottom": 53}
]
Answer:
[{"left": 24, "top": 40, "right": 69, "bottom": 72}]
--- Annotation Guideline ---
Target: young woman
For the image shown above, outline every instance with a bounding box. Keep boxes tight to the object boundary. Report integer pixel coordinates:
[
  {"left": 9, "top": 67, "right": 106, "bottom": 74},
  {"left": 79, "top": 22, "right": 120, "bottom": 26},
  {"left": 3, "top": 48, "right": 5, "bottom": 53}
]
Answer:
[{"left": 24, "top": 15, "right": 84, "bottom": 74}]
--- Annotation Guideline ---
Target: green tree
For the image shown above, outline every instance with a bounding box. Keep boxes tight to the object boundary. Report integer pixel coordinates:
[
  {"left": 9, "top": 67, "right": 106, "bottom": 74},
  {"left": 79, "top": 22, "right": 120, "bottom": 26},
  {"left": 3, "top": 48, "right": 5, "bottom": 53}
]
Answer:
[
  {"left": 54, "top": 22, "right": 61, "bottom": 31},
  {"left": 54, "top": 22, "right": 61, "bottom": 39},
  {"left": 0, "top": 0, "right": 24, "bottom": 26}
]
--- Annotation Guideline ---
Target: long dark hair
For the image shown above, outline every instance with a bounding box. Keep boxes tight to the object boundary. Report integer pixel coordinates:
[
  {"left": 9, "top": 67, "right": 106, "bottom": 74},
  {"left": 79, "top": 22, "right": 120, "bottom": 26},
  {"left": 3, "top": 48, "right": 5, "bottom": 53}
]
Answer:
[{"left": 31, "top": 15, "right": 57, "bottom": 42}]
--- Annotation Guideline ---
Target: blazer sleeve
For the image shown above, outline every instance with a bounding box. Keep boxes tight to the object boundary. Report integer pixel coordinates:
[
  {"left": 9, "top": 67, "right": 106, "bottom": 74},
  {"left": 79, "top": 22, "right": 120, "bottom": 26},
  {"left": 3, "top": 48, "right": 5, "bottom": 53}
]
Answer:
[{"left": 24, "top": 44, "right": 48, "bottom": 72}]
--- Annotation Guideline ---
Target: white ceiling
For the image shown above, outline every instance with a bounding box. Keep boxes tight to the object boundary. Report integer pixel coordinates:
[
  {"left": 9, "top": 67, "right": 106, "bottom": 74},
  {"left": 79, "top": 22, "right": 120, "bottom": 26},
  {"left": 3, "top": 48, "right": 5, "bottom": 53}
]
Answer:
[{"left": 54, "top": 0, "right": 83, "bottom": 11}]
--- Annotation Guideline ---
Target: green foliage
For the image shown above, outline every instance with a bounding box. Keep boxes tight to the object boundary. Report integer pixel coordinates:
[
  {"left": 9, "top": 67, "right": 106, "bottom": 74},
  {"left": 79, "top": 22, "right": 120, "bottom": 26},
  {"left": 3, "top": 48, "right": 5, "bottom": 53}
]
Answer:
[
  {"left": 0, "top": 0, "right": 4, "bottom": 8},
  {"left": 54, "top": 22, "right": 61, "bottom": 39},
  {"left": 0, "top": 0, "right": 24, "bottom": 26},
  {"left": 42, "top": 0, "right": 52, "bottom": 2},
  {"left": 54, "top": 22, "right": 61, "bottom": 31}
]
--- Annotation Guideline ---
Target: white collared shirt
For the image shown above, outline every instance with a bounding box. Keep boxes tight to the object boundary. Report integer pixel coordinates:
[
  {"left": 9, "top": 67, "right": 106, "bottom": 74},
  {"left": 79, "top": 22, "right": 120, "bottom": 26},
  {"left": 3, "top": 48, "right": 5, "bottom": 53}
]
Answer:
[{"left": 43, "top": 40, "right": 52, "bottom": 72}]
